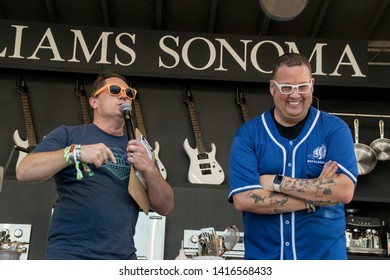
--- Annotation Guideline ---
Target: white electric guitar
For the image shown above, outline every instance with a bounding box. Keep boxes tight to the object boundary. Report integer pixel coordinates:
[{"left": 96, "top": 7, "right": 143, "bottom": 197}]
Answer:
[
  {"left": 13, "top": 76, "right": 37, "bottom": 168},
  {"left": 182, "top": 85, "right": 225, "bottom": 185},
  {"left": 133, "top": 88, "right": 167, "bottom": 180}
]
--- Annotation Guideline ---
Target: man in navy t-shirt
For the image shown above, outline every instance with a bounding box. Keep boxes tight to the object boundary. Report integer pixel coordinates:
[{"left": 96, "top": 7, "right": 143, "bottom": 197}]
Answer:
[{"left": 16, "top": 70, "right": 174, "bottom": 260}]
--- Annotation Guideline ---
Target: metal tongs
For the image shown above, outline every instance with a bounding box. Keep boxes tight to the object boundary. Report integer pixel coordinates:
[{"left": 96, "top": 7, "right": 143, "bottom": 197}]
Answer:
[{"left": 198, "top": 227, "right": 220, "bottom": 256}]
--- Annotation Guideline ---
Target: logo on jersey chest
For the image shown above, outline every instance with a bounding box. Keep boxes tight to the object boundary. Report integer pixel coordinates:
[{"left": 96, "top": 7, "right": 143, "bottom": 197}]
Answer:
[{"left": 307, "top": 144, "right": 327, "bottom": 163}]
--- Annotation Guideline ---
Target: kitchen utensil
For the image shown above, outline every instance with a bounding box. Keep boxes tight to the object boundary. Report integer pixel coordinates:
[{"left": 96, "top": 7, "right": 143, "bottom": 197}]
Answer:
[
  {"left": 370, "top": 120, "right": 390, "bottom": 161},
  {"left": 222, "top": 225, "right": 240, "bottom": 251},
  {"left": 353, "top": 119, "right": 377, "bottom": 175},
  {"left": 0, "top": 249, "right": 21, "bottom": 260}
]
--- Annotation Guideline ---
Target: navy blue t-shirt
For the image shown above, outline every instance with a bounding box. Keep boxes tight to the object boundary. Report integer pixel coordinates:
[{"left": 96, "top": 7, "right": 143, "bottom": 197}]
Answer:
[{"left": 32, "top": 124, "right": 139, "bottom": 259}]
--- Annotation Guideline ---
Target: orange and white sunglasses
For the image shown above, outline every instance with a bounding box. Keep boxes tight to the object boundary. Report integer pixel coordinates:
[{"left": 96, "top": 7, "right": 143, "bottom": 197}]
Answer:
[{"left": 92, "top": 84, "right": 137, "bottom": 99}]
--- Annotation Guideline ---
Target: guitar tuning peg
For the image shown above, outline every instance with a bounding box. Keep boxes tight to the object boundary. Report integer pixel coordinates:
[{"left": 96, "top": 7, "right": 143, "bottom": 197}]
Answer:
[
  {"left": 75, "top": 77, "right": 86, "bottom": 95},
  {"left": 16, "top": 76, "right": 28, "bottom": 93},
  {"left": 74, "top": 78, "right": 79, "bottom": 93},
  {"left": 79, "top": 80, "right": 86, "bottom": 94}
]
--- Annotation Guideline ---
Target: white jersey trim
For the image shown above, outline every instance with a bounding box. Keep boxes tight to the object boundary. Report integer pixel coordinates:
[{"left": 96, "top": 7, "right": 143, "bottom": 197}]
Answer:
[{"left": 228, "top": 184, "right": 261, "bottom": 199}]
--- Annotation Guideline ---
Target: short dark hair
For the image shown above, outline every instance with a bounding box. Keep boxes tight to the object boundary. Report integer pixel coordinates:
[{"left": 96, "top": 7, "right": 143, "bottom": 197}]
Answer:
[
  {"left": 91, "top": 69, "right": 129, "bottom": 95},
  {"left": 272, "top": 53, "right": 312, "bottom": 78}
]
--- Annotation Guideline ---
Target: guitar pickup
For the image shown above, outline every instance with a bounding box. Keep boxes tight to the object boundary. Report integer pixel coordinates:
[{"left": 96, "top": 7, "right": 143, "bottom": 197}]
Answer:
[
  {"left": 199, "top": 163, "right": 211, "bottom": 169},
  {"left": 197, "top": 154, "right": 209, "bottom": 160},
  {"left": 14, "top": 145, "right": 31, "bottom": 153},
  {"left": 201, "top": 170, "right": 212, "bottom": 175}
]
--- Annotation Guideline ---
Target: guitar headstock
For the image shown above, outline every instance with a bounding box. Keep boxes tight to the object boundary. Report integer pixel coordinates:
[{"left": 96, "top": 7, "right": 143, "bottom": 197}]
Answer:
[
  {"left": 16, "top": 76, "right": 28, "bottom": 94},
  {"left": 235, "top": 87, "right": 246, "bottom": 105},
  {"left": 182, "top": 84, "right": 193, "bottom": 104},
  {"left": 75, "top": 77, "right": 87, "bottom": 97}
]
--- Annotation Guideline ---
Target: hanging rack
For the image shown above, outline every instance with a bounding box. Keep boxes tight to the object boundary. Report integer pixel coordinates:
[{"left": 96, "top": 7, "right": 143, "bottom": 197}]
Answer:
[
  {"left": 328, "top": 112, "right": 390, "bottom": 119},
  {"left": 312, "top": 96, "right": 390, "bottom": 119}
]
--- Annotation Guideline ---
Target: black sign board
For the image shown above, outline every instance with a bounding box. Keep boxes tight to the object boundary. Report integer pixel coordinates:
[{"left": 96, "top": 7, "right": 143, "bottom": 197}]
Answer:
[{"left": 0, "top": 20, "right": 367, "bottom": 84}]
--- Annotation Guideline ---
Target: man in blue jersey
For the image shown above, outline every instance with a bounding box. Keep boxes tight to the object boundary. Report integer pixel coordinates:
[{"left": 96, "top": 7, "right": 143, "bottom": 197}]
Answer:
[
  {"left": 16, "top": 70, "right": 174, "bottom": 259},
  {"left": 228, "top": 53, "right": 358, "bottom": 260}
]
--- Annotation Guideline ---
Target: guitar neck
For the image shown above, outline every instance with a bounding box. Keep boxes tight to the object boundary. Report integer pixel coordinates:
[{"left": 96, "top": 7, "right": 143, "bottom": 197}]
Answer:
[
  {"left": 133, "top": 97, "right": 147, "bottom": 138},
  {"left": 79, "top": 94, "right": 91, "bottom": 124},
  {"left": 240, "top": 103, "right": 251, "bottom": 122},
  {"left": 20, "top": 92, "right": 37, "bottom": 147},
  {"left": 186, "top": 101, "right": 206, "bottom": 154}
]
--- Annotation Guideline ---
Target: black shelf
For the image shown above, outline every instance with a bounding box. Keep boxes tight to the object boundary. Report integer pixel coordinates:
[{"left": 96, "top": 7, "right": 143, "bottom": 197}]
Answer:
[
  {"left": 348, "top": 254, "right": 389, "bottom": 260},
  {"left": 352, "top": 196, "right": 390, "bottom": 204}
]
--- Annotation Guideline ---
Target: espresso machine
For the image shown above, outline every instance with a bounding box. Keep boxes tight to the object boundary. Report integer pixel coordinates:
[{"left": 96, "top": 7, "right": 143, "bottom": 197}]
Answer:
[{"left": 345, "top": 215, "right": 387, "bottom": 256}]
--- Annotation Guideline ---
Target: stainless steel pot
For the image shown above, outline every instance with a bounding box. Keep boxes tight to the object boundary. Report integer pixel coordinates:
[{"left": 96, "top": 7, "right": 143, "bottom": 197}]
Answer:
[
  {"left": 0, "top": 249, "right": 21, "bottom": 260},
  {"left": 353, "top": 119, "right": 377, "bottom": 175},
  {"left": 370, "top": 120, "right": 390, "bottom": 161}
]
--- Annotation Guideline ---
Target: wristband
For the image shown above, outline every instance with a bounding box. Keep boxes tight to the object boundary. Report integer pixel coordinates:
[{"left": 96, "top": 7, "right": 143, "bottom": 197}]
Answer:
[
  {"left": 64, "top": 144, "right": 94, "bottom": 180},
  {"left": 64, "top": 144, "right": 76, "bottom": 165},
  {"left": 305, "top": 201, "right": 316, "bottom": 213}
]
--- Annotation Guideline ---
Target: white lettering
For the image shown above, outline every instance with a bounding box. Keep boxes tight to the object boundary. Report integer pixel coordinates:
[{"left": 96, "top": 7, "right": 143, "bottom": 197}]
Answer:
[
  {"left": 285, "top": 41, "right": 299, "bottom": 54},
  {"left": 114, "top": 33, "right": 136, "bottom": 66},
  {"left": 330, "top": 44, "right": 366, "bottom": 77},
  {"left": 0, "top": 46, "right": 5, "bottom": 57},
  {"left": 0, "top": 22, "right": 367, "bottom": 82},
  {"left": 214, "top": 39, "right": 251, "bottom": 71},
  {"left": 251, "top": 40, "right": 284, "bottom": 73},
  {"left": 182, "top": 37, "right": 215, "bottom": 70},
  {"left": 8, "top": 25, "right": 29, "bottom": 59},
  {"left": 284, "top": 42, "right": 328, "bottom": 76},
  {"left": 159, "top": 35, "right": 180, "bottom": 69},
  {"left": 68, "top": 30, "right": 113, "bottom": 64},
  {"left": 27, "top": 28, "right": 65, "bottom": 61},
  {"left": 308, "top": 43, "right": 327, "bottom": 76}
]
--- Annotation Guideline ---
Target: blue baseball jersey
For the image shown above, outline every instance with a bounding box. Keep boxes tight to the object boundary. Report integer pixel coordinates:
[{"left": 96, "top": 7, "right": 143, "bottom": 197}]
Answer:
[{"left": 228, "top": 107, "right": 358, "bottom": 260}]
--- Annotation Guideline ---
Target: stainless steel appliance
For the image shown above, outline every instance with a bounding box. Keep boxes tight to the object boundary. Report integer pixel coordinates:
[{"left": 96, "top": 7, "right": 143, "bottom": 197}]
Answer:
[
  {"left": 0, "top": 223, "right": 31, "bottom": 260},
  {"left": 134, "top": 212, "right": 166, "bottom": 260},
  {"left": 346, "top": 216, "right": 387, "bottom": 256},
  {"left": 387, "top": 231, "right": 390, "bottom": 256}
]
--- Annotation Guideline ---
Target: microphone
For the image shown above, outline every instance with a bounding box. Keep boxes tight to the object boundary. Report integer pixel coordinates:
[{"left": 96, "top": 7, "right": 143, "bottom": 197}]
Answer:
[{"left": 120, "top": 103, "right": 135, "bottom": 140}]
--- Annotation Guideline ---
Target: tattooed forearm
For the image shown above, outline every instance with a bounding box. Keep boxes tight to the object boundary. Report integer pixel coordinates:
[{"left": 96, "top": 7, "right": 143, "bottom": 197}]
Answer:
[
  {"left": 248, "top": 191, "right": 265, "bottom": 203},
  {"left": 280, "top": 177, "right": 341, "bottom": 206},
  {"left": 283, "top": 177, "right": 336, "bottom": 198},
  {"left": 312, "top": 199, "right": 340, "bottom": 206},
  {"left": 270, "top": 195, "right": 294, "bottom": 213},
  {"left": 248, "top": 191, "right": 294, "bottom": 213},
  {"left": 269, "top": 192, "right": 288, "bottom": 206}
]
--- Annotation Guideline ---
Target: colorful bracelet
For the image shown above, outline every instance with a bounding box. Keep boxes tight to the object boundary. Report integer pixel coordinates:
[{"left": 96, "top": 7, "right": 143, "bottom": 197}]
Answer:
[
  {"left": 64, "top": 144, "right": 76, "bottom": 165},
  {"left": 64, "top": 144, "right": 94, "bottom": 180},
  {"left": 305, "top": 201, "right": 316, "bottom": 213}
]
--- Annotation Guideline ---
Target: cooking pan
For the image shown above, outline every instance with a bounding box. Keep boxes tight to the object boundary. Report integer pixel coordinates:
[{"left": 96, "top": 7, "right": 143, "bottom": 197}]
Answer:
[
  {"left": 370, "top": 120, "right": 390, "bottom": 161},
  {"left": 353, "top": 119, "right": 377, "bottom": 175}
]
